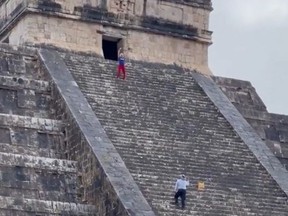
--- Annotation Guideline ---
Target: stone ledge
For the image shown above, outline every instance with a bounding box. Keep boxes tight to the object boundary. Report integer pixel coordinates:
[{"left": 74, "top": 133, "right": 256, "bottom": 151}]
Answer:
[
  {"left": 0, "top": 43, "right": 37, "bottom": 57},
  {"left": 212, "top": 76, "right": 253, "bottom": 88},
  {"left": 191, "top": 71, "right": 288, "bottom": 197},
  {"left": 0, "top": 75, "right": 50, "bottom": 92},
  {"left": 0, "top": 188, "right": 77, "bottom": 203},
  {"left": 0, "top": 168, "right": 76, "bottom": 188},
  {"left": 236, "top": 106, "right": 288, "bottom": 124},
  {"left": 0, "top": 113, "right": 62, "bottom": 131},
  {"left": 39, "top": 48, "right": 155, "bottom": 216},
  {"left": 0, "top": 142, "right": 57, "bottom": 158},
  {"left": 0, "top": 196, "right": 97, "bottom": 214},
  {"left": 0, "top": 152, "right": 77, "bottom": 172}
]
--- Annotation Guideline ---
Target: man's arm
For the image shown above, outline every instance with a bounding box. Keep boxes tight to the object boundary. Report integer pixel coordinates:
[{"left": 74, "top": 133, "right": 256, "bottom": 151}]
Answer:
[
  {"left": 118, "top": 47, "right": 122, "bottom": 56},
  {"left": 175, "top": 180, "right": 178, "bottom": 192}
]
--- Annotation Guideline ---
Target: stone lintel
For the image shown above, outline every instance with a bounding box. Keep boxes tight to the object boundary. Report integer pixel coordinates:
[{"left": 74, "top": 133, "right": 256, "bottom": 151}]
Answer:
[
  {"left": 38, "top": 48, "right": 155, "bottom": 216},
  {"left": 191, "top": 71, "right": 288, "bottom": 197}
]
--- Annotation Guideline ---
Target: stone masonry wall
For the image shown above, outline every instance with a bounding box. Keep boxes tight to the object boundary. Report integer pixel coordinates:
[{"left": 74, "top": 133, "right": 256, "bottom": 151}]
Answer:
[
  {"left": 0, "top": 0, "right": 211, "bottom": 31},
  {"left": 125, "top": 30, "right": 210, "bottom": 74},
  {"left": 106, "top": 0, "right": 211, "bottom": 30},
  {"left": 9, "top": 14, "right": 103, "bottom": 54},
  {"left": 9, "top": 13, "right": 211, "bottom": 74}
]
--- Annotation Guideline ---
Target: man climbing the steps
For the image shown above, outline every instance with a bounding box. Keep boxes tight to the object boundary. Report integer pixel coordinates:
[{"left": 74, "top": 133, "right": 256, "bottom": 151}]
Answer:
[
  {"left": 174, "top": 174, "right": 189, "bottom": 209},
  {"left": 117, "top": 47, "right": 126, "bottom": 80}
]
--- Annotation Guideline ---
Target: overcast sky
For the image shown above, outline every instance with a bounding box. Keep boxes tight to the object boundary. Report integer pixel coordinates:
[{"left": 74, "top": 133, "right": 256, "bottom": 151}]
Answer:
[{"left": 209, "top": 0, "right": 288, "bottom": 115}]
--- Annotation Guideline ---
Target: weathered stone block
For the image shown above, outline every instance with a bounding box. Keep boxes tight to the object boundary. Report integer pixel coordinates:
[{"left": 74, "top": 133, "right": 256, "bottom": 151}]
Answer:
[
  {"left": 17, "top": 89, "right": 36, "bottom": 108},
  {"left": 7, "top": 57, "right": 26, "bottom": 74},
  {"left": 0, "top": 127, "right": 11, "bottom": 144}
]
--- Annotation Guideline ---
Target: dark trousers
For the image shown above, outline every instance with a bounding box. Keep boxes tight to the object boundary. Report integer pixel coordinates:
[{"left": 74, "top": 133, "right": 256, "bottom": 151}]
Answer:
[{"left": 174, "top": 189, "right": 186, "bottom": 208}]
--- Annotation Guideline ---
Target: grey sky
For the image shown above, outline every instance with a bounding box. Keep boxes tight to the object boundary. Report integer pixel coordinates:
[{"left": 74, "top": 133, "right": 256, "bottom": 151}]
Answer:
[{"left": 209, "top": 0, "right": 288, "bottom": 115}]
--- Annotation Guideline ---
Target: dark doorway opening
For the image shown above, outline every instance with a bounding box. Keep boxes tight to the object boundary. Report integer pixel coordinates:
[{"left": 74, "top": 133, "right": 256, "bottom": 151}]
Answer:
[{"left": 102, "top": 37, "right": 121, "bottom": 61}]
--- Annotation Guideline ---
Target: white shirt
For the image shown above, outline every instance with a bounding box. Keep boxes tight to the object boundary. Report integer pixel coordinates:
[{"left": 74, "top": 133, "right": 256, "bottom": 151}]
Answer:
[{"left": 175, "top": 179, "right": 189, "bottom": 191}]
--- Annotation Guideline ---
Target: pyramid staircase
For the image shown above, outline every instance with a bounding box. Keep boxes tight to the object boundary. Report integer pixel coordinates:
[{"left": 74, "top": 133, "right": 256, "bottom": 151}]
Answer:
[{"left": 60, "top": 52, "right": 288, "bottom": 216}]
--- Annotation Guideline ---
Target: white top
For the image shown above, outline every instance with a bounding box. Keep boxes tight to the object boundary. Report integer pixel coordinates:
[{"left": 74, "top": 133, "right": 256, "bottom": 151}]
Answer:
[{"left": 175, "top": 179, "right": 189, "bottom": 191}]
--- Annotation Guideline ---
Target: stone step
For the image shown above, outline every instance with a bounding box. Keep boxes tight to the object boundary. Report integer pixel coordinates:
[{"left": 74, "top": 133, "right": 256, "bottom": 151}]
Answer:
[
  {"left": 0, "top": 75, "right": 50, "bottom": 93},
  {"left": 87, "top": 101, "right": 218, "bottom": 115},
  {"left": 0, "top": 142, "right": 58, "bottom": 158},
  {"left": 118, "top": 149, "right": 258, "bottom": 164},
  {"left": 0, "top": 196, "right": 97, "bottom": 215},
  {"left": 0, "top": 166, "right": 79, "bottom": 202},
  {"left": 137, "top": 182, "right": 286, "bottom": 202},
  {"left": 113, "top": 142, "right": 247, "bottom": 156},
  {"left": 86, "top": 94, "right": 213, "bottom": 105},
  {"left": 122, "top": 157, "right": 261, "bottom": 173},
  {"left": 155, "top": 202, "right": 288, "bottom": 216},
  {"left": 148, "top": 190, "right": 288, "bottom": 212},
  {"left": 78, "top": 73, "right": 200, "bottom": 81},
  {"left": 0, "top": 152, "right": 76, "bottom": 173},
  {"left": 73, "top": 71, "right": 196, "bottom": 85},
  {"left": 129, "top": 171, "right": 274, "bottom": 190},
  {"left": 82, "top": 88, "right": 210, "bottom": 104},
  {"left": 114, "top": 140, "right": 254, "bottom": 155},
  {"left": 98, "top": 122, "right": 240, "bottom": 138},
  {"left": 0, "top": 114, "right": 62, "bottom": 131}
]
